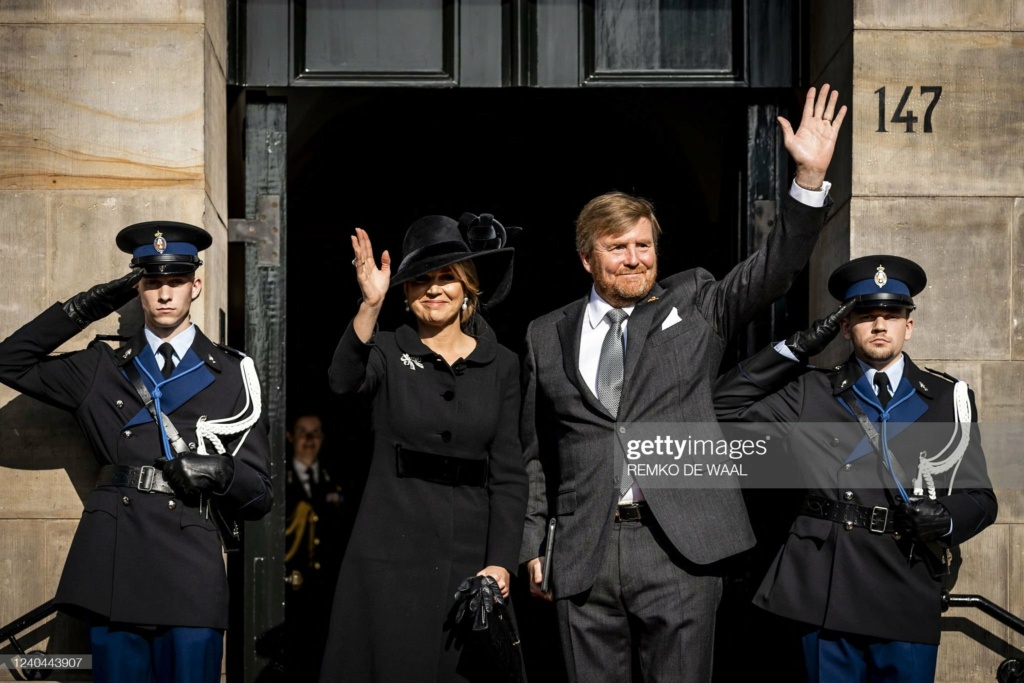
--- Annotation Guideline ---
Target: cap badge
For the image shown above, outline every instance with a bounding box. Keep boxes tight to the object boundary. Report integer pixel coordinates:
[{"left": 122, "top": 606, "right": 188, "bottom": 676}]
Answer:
[
  {"left": 153, "top": 231, "right": 167, "bottom": 254},
  {"left": 874, "top": 265, "right": 887, "bottom": 288}
]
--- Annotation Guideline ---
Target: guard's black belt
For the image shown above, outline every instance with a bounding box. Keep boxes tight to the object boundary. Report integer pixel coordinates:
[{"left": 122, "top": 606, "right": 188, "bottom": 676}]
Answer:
[
  {"left": 799, "top": 494, "right": 895, "bottom": 534},
  {"left": 615, "top": 502, "right": 651, "bottom": 523},
  {"left": 96, "top": 464, "right": 176, "bottom": 495},
  {"left": 395, "top": 446, "right": 487, "bottom": 487}
]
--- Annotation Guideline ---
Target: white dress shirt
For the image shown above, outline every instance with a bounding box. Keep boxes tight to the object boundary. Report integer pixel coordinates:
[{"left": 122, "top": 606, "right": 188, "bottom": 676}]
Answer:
[{"left": 145, "top": 324, "right": 196, "bottom": 374}]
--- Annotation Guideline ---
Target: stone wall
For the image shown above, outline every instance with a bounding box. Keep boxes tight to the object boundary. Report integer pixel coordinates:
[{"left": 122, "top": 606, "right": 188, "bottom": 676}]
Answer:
[
  {"left": 809, "top": 2, "right": 1024, "bottom": 679},
  {"left": 0, "top": 2, "right": 226, "bottom": 677}
]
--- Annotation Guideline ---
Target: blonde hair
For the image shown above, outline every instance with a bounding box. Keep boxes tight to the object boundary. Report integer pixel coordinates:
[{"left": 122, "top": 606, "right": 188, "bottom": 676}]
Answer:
[
  {"left": 576, "top": 191, "right": 661, "bottom": 257},
  {"left": 449, "top": 260, "right": 481, "bottom": 325}
]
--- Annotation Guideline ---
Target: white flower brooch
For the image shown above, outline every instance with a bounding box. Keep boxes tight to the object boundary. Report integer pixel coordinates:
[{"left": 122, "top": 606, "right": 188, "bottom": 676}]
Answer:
[{"left": 400, "top": 353, "right": 424, "bottom": 370}]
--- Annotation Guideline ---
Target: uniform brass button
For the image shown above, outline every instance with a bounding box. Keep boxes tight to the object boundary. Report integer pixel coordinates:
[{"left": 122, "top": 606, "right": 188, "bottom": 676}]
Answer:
[
  {"left": 843, "top": 491, "right": 854, "bottom": 501},
  {"left": 313, "top": 538, "right": 321, "bottom": 546},
  {"left": 116, "top": 400, "right": 124, "bottom": 408},
  {"left": 311, "top": 514, "right": 319, "bottom": 523},
  {"left": 843, "top": 521, "right": 854, "bottom": 531},
  {"left": 188, "top": 442, "right": 196, "bottom": 451},
  {"left": 831, "top": 437, "right": 840, "bottom": 447},
  {"left": 442, "top": 390, "right": 455, "bottom": 401},
  {"left": 168, "top": 500, "right": 177, "bottom": 510},
  {"left": 843, "top": 464, "right": 852, "bottom": 471},
  {"left": 893, "top": 532, "right": 902, "bottom": 541},
  {"left": 124, "top": 430, "right": 132, "bottom": 439},
  {"left": 122, "top": 496, "right": 131, "bottom": 506},
  {"left": 441, "top": 431, "right": 452, "bottom": 443},
  {"left": 313, "top": 562, "right": 321, "bottom": 570}
]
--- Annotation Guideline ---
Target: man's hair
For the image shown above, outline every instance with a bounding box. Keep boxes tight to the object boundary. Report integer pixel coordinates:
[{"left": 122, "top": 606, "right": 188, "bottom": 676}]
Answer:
[{"left": 575, "top": 191, "right": 662, "bottom": 257}]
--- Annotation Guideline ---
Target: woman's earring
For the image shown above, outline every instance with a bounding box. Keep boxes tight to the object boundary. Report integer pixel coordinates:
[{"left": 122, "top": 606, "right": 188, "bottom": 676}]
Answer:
[
  {"left": 404, "top": 300, "right": 410, "bottom": 312},
  {"left": 462, "top": 297, "right": 469, "bottom": 312}
]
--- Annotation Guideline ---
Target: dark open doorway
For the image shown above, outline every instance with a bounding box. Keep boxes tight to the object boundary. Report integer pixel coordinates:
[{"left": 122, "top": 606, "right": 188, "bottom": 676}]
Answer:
[{"left": 279, "top": 86, "right": 808, "bottom": 681}]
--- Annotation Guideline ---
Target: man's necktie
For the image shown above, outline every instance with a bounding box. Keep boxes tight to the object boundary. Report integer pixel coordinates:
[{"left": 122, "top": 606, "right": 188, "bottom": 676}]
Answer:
[
  {"left": 158, "top": 343, "right": 175, "bottom": 380},
  {"left": 596, "top": 309, "right": 633, "bottom": 495},
  {"left": 874, "top": 371, "right": 891, "bottom": 409}
]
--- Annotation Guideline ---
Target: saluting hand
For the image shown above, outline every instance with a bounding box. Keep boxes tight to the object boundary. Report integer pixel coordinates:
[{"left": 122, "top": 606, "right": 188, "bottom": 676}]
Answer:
[
  {"left": 779, "top": 84, "right": 848, "bottom": 190},
  {"left": 351, "top": 227, "right": 390, "bottom": 309}
]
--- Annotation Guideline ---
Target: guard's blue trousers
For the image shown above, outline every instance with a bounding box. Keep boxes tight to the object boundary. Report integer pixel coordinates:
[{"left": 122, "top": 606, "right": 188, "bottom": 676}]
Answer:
[{"left": 90, "top": 622, "right": 222, "bottom": 683}]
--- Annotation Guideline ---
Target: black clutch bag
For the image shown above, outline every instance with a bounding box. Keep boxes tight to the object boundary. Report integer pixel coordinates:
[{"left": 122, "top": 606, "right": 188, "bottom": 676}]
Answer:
[{"left": 452, "top": 575, "right": 525, "bottom": 683}]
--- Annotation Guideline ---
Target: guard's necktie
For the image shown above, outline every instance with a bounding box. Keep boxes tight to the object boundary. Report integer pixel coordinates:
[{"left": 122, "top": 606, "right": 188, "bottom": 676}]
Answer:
[
  {"left": 158, "top": 342, "right": 176, "bottom": 380},
  {"left": 596, "top": 309, "right": 633, "bottom": 495},
  {"left": 874, "top": 371, "right": 891, "bottom": 409}
]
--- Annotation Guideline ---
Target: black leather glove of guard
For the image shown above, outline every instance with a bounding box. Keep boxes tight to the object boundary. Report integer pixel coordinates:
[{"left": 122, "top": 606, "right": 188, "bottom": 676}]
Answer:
[
  {"left": 62, "top": 269, "right": 143, "bottom": 329},
  {"left": 156, "top": 454, "right": 235, "bottom": 497},
  {"left": 453, "top": 575, "right": 503, "bottom": 632},
  {"left": 893, "top": 498, "right": 952, "bottom": 543},
  {"left": 785, "top": 298, "right": 857, "bottom": 362}
]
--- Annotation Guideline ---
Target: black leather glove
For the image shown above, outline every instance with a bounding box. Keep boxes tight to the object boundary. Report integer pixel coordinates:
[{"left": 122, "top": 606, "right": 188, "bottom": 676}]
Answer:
[
  {"left": 785, "top": 298, "right": 857, "bottom": 362},
  {"left": 155, "top": 454, "right": 235, "bottom": 497},
  {"left": 453, "top": 575, "right": 503, "bottom": 632},
  {"left": 893, "top": 498, "right": 952, "bottom": 543},
  {"left": 62, "top": 269, "right": 143, "bottom": 329}
]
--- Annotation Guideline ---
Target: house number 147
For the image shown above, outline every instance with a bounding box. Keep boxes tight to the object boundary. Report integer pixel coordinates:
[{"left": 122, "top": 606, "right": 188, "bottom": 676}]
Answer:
[{"left": 875, "top": 86, "right": 943, "bottom": 133}]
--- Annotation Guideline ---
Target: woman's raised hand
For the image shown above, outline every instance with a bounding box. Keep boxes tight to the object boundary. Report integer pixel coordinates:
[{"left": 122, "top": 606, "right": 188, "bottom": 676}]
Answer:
[{"left": 351, "top": 227, "right": 391, "bottom": 308}]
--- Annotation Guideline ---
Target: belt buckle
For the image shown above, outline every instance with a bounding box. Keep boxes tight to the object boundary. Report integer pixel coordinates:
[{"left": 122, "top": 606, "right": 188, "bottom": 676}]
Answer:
[
  {"left": 616, "top": 503, "right": 641, "bottom": 523},
  {"left": 869, "top": 505, "right": 888, "bottom": 534},
  {"left": 137, "top": 465, "right": 156, "bottom": 493}
]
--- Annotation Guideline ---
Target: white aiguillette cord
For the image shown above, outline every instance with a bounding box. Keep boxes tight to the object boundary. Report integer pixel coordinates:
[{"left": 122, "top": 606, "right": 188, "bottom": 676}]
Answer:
[
  {"left": 913, "top": 380, "right": 971, "bottom": 500},
  {"left": 194, "top": 356, "right": 263, "bottom": 456}
]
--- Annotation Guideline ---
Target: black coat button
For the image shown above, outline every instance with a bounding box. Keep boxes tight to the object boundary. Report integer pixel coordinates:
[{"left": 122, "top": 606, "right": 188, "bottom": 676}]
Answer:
[
  {"left": 442, "top": 390, "right": 455, "bottom": 401},
  {"left": 441, "top": 431, "right": 452, "bottom": 443}
]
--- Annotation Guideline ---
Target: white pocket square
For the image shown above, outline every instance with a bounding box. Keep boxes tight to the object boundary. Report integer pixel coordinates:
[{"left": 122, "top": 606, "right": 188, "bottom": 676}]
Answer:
[{"left": 661, "top": 307, "right": 682, "bottom": 331}]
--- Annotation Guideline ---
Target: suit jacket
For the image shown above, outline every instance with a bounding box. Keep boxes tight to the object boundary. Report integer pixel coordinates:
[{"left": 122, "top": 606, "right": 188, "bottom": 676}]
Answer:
[
  {"left": 519, "top": 195, "right": 830, "bottom": 598},
  {"left": 713, "top": 347, "right": 997, "bottom": 644},
  {"left": 0, "top": 304, "right": 272, "bottom": 629}
]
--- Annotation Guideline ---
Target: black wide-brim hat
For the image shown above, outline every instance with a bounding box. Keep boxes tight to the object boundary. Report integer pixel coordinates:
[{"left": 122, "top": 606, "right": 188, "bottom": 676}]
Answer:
[
  {"left": 828, "top": 254, "right": 927, "bottom": 311},
  {"left": 116, "top": 221, "right": 212, "bottom": 275},
  {"left": 389, "top": 212, "right": 519, "bottom": 308}
]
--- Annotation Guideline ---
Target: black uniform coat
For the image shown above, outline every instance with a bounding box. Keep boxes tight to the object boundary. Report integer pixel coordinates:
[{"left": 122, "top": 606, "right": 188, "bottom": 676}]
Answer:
[
  {"left": 320, "top": 320, "right": 528, "bottom": 682},
  {"left": 518, "top": 196, "right": 830, "bottom": 598},
  {"left": 714, "top": 347, "right": 997, "bottom": 644},
  {"left": 0, "top": 304, "right": 272, "bottom": 629}
]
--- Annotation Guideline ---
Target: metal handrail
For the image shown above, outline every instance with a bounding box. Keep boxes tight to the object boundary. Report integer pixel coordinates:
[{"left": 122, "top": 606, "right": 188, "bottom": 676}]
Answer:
[
  {"left": 0, "top": 599, "right": 57, "bottom": 653},
  {"left": 943, "top": 592, "right": 1024, "bottom": 683}
]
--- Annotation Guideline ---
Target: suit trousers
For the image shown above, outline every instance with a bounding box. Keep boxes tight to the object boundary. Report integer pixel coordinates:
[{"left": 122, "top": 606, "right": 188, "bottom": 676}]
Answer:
[
  {"left": 89, "top": 622, "right": 223, "bottom": 683},
  {"left": 555, "top": 515, "right": 722, "bottom": 683}
]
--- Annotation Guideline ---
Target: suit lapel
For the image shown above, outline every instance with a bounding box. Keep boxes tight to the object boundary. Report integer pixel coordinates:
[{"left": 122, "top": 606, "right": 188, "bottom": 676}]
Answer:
[
  {"left": 622, "top": 283, "right": 665, "bottom": 383},
  {"left": 557, "top": 298, "right": 611, "bottom": 418}
]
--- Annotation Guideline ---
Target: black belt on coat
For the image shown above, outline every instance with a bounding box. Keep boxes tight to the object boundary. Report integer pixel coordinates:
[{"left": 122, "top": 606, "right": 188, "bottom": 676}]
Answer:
[
  {"left": 96, "top": 464, "right": 176, "bottom": 495},
  {"left": 799, "top": 494, "right": 895, "bottom": 534},
  {"left": 395, "top": 446, "right": 487, "bottom": 487}
]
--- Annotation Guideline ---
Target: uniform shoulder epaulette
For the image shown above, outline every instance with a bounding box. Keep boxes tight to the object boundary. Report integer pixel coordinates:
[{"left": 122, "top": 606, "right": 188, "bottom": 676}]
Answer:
[
  {"left": 923, "top": 366, "right": 960, "bottom": 384},
  {"left": 91, "top": 334, "right": 132, "bottom": 349},
  {"left": 215, "top": 342, "right": 248, "bottom": 359}
]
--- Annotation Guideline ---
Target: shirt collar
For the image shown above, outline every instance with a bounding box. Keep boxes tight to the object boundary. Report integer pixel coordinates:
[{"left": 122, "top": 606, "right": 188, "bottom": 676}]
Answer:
[
  {"left": 144, "top": 324, "right": 196, "bottom": 362},
  {"left": 856, "top": 353, "right": 906, "bottom": 391},
  {"left": 586, "top": 287, "right": 636, "bottom": 329}
]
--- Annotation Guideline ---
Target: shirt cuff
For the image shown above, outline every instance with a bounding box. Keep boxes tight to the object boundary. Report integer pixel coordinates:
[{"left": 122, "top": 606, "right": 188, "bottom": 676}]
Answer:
[
  {"left": 773, "top": 341, "right": 800, "bottom": 362},
  {"left": 788, "top": 179, "right": 831, "bottom": 208}
]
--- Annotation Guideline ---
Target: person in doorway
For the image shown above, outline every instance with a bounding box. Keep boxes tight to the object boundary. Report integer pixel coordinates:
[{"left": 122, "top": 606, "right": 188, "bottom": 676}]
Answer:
[
  {"left": 519, "top": 84, "right": 847, "bottom": 682},
  {"left": 0, "top": 222, "right": 272, "bottom": 683},
  {"left": 284, "top": 411, "right": 347, "bottom": 681},
  {"left": 714, "top": 255, "right": 996, "bottom": 682},
  {"left": 320, "top": 212, "right": 528, "bottom": 682}
]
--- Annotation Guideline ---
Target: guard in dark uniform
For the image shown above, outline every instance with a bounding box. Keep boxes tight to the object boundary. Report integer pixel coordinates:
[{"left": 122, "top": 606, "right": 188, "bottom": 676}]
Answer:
[
  {"left": 715, "top": 255, "right": 997, "bottom": 683},
  {"left": 0, "top": 222, "right": 272, "bottom": 683}
]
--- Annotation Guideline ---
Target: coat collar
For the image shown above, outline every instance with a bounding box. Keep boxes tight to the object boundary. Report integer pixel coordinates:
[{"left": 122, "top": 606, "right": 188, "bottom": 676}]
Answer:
[
  {"left": 116, "top": 326, "right": 223, "bottom": 373},
  {"left": 393, "top": 321, "right": 497, "bottom": 365},
  {"left": 830, "top": 353, "right": 932, "bottom": 400}
]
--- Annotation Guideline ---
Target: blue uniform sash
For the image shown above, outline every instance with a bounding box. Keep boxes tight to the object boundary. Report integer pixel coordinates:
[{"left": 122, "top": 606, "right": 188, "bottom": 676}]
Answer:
[{"left": 123, "top": 347, "right": 215, "bottom": 430}]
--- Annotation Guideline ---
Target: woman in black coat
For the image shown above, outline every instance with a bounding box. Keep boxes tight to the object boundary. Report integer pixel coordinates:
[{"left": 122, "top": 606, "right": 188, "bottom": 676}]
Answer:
[{"left": 319, "top": 214, "right": 528, "bottom": 682}]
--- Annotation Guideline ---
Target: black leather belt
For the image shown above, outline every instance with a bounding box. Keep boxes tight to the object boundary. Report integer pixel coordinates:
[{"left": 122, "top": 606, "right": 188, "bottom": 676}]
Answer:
[
  {"left": 96, "top": 464, "right": 176, "bottom": 495},
  {"left": 799, "top": 495, "right": 894, "bottom": 534},
  {"left": 615, "top": 502, "right": 651, "bottom": 523},
  {"left": 395, "top": 446, "right": 487, "bottom": 487}
]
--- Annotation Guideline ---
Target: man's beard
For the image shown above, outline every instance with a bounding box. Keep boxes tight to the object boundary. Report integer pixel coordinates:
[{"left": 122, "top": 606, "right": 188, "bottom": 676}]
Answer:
[{"left": 600, "top": 268, "right": 656, "bottom": 306}]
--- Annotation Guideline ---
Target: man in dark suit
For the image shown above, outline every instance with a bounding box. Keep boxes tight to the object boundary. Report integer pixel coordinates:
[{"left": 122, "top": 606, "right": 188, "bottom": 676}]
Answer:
[
  {"left": 714, "top": 255, "right": 997, "bottom": 682},
  {"left": 0, "top": 222, "right": 272, "bottom": 683},
  {"left": 519, "top": 85, "right": 847, "bottom": 682},
  {"left": 284, "top": 412, "right": 347, "bottom": 681}
]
